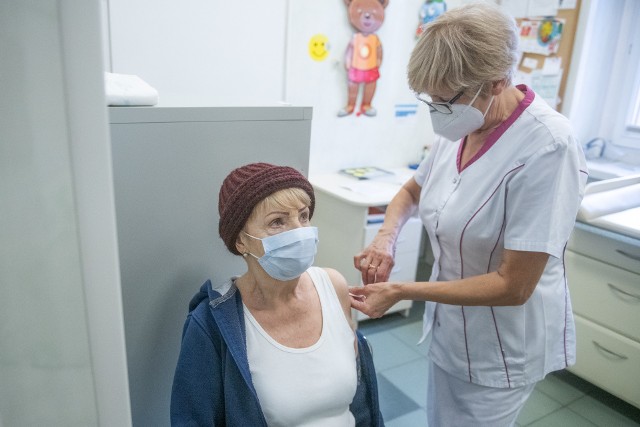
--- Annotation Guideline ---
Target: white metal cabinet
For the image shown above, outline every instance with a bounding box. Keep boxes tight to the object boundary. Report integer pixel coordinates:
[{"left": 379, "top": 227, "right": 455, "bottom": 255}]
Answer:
[
  {"left": 566, "top": 222, "right": 640, "bottom": 408},
  {"left": 310, "top": 168, "right": 421, "bottom": 322}
]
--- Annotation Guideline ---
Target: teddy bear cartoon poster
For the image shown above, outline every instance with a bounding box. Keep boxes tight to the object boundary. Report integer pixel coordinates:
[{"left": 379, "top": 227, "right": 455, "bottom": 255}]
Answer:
[{"left": 338, "top": 0, "right": 389, "bottom": 118}]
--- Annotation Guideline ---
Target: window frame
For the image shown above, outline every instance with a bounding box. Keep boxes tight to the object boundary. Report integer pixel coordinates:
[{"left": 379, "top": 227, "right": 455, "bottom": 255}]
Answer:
[{"left": 603, "top": 0, "right": 640, "bottom": 149}]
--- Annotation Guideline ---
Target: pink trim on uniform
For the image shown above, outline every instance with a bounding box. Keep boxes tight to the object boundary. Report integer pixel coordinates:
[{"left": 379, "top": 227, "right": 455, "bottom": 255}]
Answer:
[
  {"left": 348, "top": 67, "right": 380, "bottom": 83},
  {"left": 457, "top": 85, "right": 536, "bottom": 173},
  {"left": 490, "top": 307, "right": 512, "bottom": 388},
  {"left": 461, "top": 306, "right": 472, "bottom": 382}
]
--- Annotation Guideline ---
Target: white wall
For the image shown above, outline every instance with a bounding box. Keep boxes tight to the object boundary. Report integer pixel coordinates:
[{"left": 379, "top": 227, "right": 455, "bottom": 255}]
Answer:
[
  {"left": 286, "top": 0, "right": 433, "bottom": 175},
  {"left": 105, "top": 0, "right": 434, "bottom": 175},
  {"left": 0, "top": 1, "right": 131, "bottom": 425},
  {"left": 108, "top": 0, "right": 288, "bottom": 106}
]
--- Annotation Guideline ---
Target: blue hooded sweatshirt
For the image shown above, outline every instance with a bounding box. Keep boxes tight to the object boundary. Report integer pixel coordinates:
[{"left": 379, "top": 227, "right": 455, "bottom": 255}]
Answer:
[{"left": 170, "top": 280, "right": 384, "bottom": 426}]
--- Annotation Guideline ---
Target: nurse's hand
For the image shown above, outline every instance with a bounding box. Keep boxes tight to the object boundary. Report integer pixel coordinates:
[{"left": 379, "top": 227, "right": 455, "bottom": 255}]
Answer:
[
  {"left": 354, "top": 236, "right": 395, "bottom": 285},
  {"left": 349, "top": 283, "right": 399, "bottom": 319}
]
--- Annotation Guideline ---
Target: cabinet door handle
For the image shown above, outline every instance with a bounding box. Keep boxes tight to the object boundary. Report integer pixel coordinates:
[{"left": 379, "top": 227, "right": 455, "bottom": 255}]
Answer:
[
  {"left": 592, "top": 341, "right": 628, "bottom": 361},
  {"left": 607, "top": 283, "right": 640, "bottom": 301},
  {"left": 615, "top": 249, "right": 640, "bottom": 262}
]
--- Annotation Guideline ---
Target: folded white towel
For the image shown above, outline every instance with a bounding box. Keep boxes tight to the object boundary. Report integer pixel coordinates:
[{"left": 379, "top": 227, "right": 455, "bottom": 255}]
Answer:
[
  {"left": 578, "top": 183, "right": 640, "bottom": 221},
  {"left": 105, "top": 72, "right": 159, "bottom": 106}
]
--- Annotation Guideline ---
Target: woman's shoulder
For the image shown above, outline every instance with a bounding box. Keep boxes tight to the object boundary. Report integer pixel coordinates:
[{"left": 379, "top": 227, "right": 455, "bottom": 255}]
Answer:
[
  {"left": 312, "top": 267, "right": 348, "bottom": 290},
  {"left": 308, "top": 267, "right": 350, "bottom": 303},
  {"left": 522, "top": 95, "right": 574, "bottom": 142}
]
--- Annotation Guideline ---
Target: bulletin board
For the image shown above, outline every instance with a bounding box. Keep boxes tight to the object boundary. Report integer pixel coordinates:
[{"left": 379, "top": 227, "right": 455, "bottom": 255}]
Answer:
[{"left": 515, "top": 0, "right": 582, "bottom": 112}]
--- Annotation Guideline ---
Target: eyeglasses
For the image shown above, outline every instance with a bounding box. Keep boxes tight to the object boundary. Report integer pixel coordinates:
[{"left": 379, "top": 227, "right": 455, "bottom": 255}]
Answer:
[{"left": 415, "top": 91, "right": 464, "bottom": 114}]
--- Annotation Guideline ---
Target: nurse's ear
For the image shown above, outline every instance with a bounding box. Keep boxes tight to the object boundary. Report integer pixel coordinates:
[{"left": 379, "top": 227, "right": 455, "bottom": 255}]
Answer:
[{"left": 490, "top": 79, "right": 508, "bottom": 96}]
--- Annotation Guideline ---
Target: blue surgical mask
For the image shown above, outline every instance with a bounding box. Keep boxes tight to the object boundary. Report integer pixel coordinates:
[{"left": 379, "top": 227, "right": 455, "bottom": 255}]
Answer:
[{"left": 243, "top": 226, "right": 319, "bottom": 281}]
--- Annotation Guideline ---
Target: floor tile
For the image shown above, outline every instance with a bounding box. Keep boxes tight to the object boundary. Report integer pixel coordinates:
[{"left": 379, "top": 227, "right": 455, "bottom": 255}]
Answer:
[
  {"left": 364, "top": 331, "right": 423, "bottom": 371},
  {"left": 357, "top": 302, "right": 425, "bottom": 335},
  {"left": 390, "top": 321, "right": 430, "bottom": 357},
  {"left": 535, "top": 372, "right": 586, "bottom": 405},
  {"left": 377, "top": 375, "right": 421, "bottom": 422},
  {"left": 356, "top": 299, "right": 640, "bottom": 427},
  {"left": 385, "top": 408, "right": 428, "bottom": 427},
  {"left": 516, "top": 389, "right": 563, "bottom": 426},
  {"left": 552, "top": 369, "right": 598, "bottom": 395},
  {"left": 381, "top": 358, "right": 429, "bottom": 408},
  {"left": 568, "top": 395, "right": 640, "bottom": 427},
  {"left": 526, "top": 407, "right": 598, "bottom": 427}
]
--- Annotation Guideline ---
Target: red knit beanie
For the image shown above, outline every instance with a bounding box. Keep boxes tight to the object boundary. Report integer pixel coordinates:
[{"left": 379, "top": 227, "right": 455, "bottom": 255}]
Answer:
[{"left": 218, "top": 163, "right": 315, "bottom": 255}]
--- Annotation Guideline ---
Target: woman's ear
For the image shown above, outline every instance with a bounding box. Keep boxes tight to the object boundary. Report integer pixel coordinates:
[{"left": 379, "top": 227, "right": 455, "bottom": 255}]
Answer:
[
  {"left": 491, "top": 79, "right": 507, "bottom": 96},
  {"left": 235, "top": 233, "right": 247, "bottom": 255}
]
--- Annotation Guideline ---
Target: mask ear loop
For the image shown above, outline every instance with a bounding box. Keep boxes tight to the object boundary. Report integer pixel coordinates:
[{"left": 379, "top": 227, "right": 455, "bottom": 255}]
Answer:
[
  {"left": 240, "top": 232, "right": 261, "bottom": 259},
  {"left": 467, "top": 85, "right": 483, "bottom": 106},
  {"left": 482, "top": 96, "right": 495, "bottom": 118}
]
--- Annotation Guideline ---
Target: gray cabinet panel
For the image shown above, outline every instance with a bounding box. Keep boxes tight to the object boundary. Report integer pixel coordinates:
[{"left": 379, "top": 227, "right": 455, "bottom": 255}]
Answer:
[{"left": 110, "top": 106, "right": 312, "bottom": 426}]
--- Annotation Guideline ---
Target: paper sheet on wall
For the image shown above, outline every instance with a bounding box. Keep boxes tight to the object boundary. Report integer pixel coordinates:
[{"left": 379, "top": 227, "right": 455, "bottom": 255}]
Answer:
[
  {"left": 542, "top": 56, "right": 562, "bottom": 75},
  {"left": 527, "top": 0, "right": 558, "bottom": 17},
  {"left": 522, "top": 57, "right": 539, "bottom": 70},
  {"left": 501, "top": 0, "right": 529, "bottom": 18},
  {"left": 530, "top": 69, "right": 562, "bottom": 108},
  {"left": 514, "top": 69, "right": 533, "bottom": 88},
  {"left": 501, "top": 0, "right": 558, "bottom": 18},
  {"left": 518, "top": 18, "right": 565, "bottom": 56},
  {"left": 559, "top": 0, "right": 577, "bottom": 9}
]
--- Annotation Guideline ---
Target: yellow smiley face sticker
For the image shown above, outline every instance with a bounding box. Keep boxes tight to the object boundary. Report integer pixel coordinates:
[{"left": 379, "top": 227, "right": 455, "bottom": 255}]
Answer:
[{"left": 308, "top": 34, "right": 329, "bottom": 62}]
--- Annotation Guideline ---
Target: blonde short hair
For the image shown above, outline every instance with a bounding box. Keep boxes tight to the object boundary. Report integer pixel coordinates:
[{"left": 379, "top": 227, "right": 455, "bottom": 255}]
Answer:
[
  {"left": 246, "top": 188, "right": 311, "bottom": 224},
  {"left": 407, "top": 2, "right": 519, "bottom": 98}
]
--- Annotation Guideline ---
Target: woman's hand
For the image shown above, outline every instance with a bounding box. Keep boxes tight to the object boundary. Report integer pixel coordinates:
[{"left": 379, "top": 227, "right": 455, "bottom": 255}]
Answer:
[
  {"left": 349, "top": 282, "right": 399, "bottom": 318},
  {"left": 354, "top": 235, "right": 396, "bottom": 285}
]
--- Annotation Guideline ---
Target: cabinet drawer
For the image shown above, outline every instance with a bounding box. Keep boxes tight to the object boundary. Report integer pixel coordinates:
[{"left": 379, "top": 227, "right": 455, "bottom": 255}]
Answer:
[
  {"left": 567, "top": 251, "right": 640, "bottom": 342},
  {"left": 364, "top": 216, "right": 422, "bottom": 255},
  {"left": 569, "top": 315, "right": 640, "bottom": 408},
  {"left": 569, "top": 222, "right": 640, "bottom": 274}
]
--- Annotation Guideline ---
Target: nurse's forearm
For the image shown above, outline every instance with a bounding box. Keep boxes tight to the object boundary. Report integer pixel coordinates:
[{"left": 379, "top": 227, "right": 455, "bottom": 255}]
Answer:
[
  {"left": 389, "top": 249, "right": 549, "bottom": 306},
  {"left": 376, "top": 180, "right": 420, "bottom": 244},
  {"left": 392, "top": 273, "right": 522, "bottom": 306}
]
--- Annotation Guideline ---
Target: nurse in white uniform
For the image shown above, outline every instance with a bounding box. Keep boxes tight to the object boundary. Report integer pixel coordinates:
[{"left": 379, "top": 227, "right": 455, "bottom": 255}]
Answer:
[{"left": 348, "top": 3, "right": 588, "bottom": 426}]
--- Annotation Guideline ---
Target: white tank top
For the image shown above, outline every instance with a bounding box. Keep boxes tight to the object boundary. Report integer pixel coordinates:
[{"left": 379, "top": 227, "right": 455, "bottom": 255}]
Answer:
[{"left": 244, "top": 267, "right": 357, "bottom": 427}]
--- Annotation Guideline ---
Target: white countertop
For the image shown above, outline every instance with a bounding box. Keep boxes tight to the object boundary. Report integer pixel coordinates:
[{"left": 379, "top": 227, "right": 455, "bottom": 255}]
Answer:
[
  {"left": 310, "top": 167, "right": 416, "bottom": 206},
  {"left": 578, "top": 174, "right": 640, "bottom": 240},
  {"left": 586, "top": 159, "right": 640, "bottom": 180}
]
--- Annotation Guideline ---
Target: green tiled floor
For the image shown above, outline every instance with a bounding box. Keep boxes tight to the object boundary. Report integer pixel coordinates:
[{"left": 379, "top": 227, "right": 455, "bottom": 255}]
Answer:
[{"left": 358, "top": 304, "right": 640, "bottom": 426}]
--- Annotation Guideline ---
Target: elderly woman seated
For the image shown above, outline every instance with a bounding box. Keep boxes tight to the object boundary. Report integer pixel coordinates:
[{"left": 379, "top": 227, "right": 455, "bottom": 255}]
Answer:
[{"left": 170, "top": 162, "right": 383, "bottom": 426}]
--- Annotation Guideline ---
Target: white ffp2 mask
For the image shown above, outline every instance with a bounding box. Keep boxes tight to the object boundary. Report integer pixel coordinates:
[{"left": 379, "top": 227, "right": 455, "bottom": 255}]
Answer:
[{"left": 430, "top": 86, "right": 493, "bottom": 141}]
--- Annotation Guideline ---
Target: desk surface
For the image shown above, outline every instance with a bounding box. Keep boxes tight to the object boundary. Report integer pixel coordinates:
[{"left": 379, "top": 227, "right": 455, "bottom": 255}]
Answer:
[{"left": 310, "top": 167, "right": 416, "bottom": 207}]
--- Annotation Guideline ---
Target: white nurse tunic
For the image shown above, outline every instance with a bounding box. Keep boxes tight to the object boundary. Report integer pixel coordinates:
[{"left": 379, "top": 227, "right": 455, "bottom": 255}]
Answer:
[{"left": 414, "top": 85, "right": 588, "bottom": 388}]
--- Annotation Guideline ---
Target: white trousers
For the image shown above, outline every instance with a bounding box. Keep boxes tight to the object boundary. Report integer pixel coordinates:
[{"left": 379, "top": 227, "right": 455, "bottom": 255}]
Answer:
[{"left": 426, "top": 360, "right": 536, "bottom": 427}]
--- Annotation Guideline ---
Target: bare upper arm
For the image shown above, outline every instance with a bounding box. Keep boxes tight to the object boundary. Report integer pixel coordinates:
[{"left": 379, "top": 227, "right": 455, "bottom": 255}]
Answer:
[{"left": 323, "top": 267, "right": 356, "bottom": 332}]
